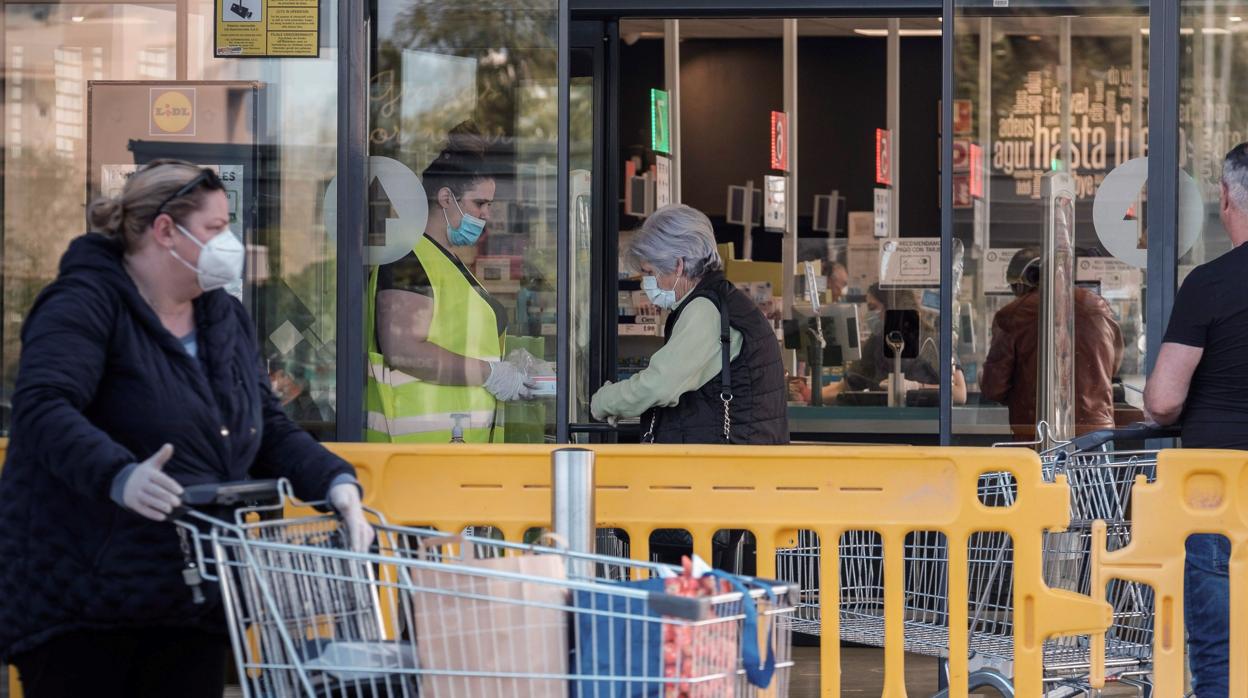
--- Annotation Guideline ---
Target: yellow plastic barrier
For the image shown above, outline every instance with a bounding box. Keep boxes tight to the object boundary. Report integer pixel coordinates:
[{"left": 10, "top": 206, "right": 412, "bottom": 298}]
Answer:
[
  {"left": 1091, "top": 448, "right": 1248, "bottom": 696},
  {"left": 325, "top": 443, "right": 1112, "bottom": 697},
  {"left": 0, "top": 440, "right": 1115, "bottom": 697}
]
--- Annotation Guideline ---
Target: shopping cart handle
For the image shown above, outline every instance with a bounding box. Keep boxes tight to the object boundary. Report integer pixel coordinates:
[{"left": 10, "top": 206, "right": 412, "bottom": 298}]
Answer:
[
  {"left": 176, "top": 479, "right": 283, "bottom": 512},
  {"left": 1068, "top": 422, "right": 1181, "bottom": 452}
]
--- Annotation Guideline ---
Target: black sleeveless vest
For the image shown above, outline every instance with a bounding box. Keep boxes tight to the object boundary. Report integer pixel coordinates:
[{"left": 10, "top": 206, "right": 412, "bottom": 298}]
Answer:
[{"left": 641, "top": 272, "right": 789, "bottom": 444}]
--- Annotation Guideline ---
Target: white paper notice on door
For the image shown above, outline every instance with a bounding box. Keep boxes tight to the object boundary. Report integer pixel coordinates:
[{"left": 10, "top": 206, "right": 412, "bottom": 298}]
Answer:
[
  {"left": 983, "top": 248, "right": 1021, "bottom": 295},
  {"left": 879, "top": 237, "right": 940, "bottom": 289},
  {"left": 1076, "top": 257, "right": 1143, "bottom": 300},
  {"left": 873, "top": 188, "right": 891, "bottom": 238}
]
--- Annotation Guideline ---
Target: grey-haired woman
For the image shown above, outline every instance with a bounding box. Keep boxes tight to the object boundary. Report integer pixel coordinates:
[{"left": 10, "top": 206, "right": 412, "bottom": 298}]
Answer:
[{"left": 591, "top": 204, "right": 788, "bottom": 444}]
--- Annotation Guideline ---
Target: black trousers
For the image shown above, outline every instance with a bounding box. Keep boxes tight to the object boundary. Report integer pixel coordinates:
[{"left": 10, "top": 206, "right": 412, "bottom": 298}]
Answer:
[{"left": 12, "top": 626, "right": 228, "bottom": 698}]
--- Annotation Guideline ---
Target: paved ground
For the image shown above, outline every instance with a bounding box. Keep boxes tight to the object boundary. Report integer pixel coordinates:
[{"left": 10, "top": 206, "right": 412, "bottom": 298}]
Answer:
[
  {"left": 788, "top": 645, "right": 1146, "bottom": 696},
  {"left": 4, "top": 647, "right": 1156, "bottom": 697},
  {"left": 214, "top": 645, "right": 1147, "bottom": 697},
  {"left": 793, "top": 645, "right": 945, "bottom": 695}
]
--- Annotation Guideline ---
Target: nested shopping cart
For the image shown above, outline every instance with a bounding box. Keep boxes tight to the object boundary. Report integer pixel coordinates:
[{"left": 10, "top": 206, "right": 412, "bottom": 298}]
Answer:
[
  {"left": 173, "top": 480, "right": 797, "bottom": 698},
  {"left": 775, "top": 422, "right": 1177, "bottom": 697}
]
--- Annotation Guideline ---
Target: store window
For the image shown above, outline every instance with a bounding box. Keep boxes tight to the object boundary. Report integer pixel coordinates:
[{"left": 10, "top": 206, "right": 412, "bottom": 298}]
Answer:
[
  {"left": 2, "top": 2, "right": 341, "bottom": 437},
  {"left": 364, "top": 1, "right": 560, "bottom": 444},
  {"left": 953, "top": 6, "right": 1149, "bottom": 445},
  {"left": 1179, "top": 2, "right": 1248, "bottom": 275}
]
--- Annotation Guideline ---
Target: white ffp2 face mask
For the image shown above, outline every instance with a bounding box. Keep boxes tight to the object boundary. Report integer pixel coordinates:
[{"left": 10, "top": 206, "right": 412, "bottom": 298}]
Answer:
[{"left": 171, "top": 224, "right": 245, "bottom": 292}]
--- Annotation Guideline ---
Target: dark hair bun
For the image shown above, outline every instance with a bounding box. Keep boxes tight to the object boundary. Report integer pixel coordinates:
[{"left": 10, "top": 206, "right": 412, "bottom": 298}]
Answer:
[{"left": 86, "top": 197, "right": 125, "bottom": 239}]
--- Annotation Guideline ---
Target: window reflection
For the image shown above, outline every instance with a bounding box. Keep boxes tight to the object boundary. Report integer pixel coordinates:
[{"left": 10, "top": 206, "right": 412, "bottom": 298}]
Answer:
[
  {"left": 366, "top": 1, "right": 559, "bottom": 444},
  {"left": 1180, "top": 3, "right": 1248, "bottom": 274},
  {"left": 2, "top": 2, "right": 342, "bottom": 436},
  {"left": 954, "top": 11, "right": 1146, "bottom": 445}
]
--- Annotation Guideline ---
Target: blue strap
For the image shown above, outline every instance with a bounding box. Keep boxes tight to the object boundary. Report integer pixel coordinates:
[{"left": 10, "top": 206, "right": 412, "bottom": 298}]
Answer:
[{"left": 706, "top": 569, "right": 777, "bottom": 688}]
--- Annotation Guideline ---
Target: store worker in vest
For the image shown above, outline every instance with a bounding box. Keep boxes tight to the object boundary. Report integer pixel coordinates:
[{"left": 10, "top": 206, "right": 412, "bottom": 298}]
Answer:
[
  {"left": 0, "top": 160, "right": 372, "bottom": 697},
  {"left": 591, "top": 204, "right": 789, "bottom": 444},
  {"left": 368, "top": 122, "right": 533, "bottom": 443}
]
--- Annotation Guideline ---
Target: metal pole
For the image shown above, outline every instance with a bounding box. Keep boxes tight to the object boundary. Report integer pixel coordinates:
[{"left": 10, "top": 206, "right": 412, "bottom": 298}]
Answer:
[
  {"left": 1060, "top": 17, "right": 1073, "bottom": 169},
  {"left": 783, "top": 18, "right": 799, "bottom": 375},
  {"left": 556, "top": 0, "right": 571, "bottom": 443},
  {"left": 743, "top": 179, "right": 755, "bottom": 260},
  {"left": 552, "top": 448, "right": 596, "bottom": 566},
  {"left": 1146, "top": 0, "right": 1180, "bottom": 377},
  {"left": 887, "top": 18, "right": 900, "bottom": 239},
  {"left": 664, "top": 19, "right": 681, "bottom": 204},
  {"left": 977, "top": 16, "right": 992, "bottom": 248},
  {"left": 939, "top": 0, "right": 954, "bottom": 446},
  {"left": 1145, "top": 0, "right": 1180, "bottom": 454},
  {"left": 335, "top": 0, "right": 367, "bottom": 442}
]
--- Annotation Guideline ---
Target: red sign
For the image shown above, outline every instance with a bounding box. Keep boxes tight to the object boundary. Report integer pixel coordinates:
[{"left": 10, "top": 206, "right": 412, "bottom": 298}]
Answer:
[
  {"left": 875, "top": 128, "right": 892, "bottom": 186},
  {"left": 770, "top": 111, "right": 789, "bottom": 172},
  {"left": 969, "top": 143, "right": 984, "bottom": 198}
]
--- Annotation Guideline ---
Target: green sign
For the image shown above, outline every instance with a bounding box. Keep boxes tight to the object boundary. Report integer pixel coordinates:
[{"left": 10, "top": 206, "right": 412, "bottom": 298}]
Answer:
[{"left": 651, "top": 88, "right": 671, "bottom": 154}]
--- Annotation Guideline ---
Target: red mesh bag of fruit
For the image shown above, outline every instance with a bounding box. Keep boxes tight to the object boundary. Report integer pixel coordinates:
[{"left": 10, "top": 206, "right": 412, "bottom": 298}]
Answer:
[{"left": 659, "top": 556, "right": 740, "bottom": 698}]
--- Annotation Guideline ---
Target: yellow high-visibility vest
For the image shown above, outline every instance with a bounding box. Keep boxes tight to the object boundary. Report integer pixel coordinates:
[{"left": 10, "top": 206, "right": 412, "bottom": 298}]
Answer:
[{"left": 365, "top": 236, "right": 503, "bottom": 443}]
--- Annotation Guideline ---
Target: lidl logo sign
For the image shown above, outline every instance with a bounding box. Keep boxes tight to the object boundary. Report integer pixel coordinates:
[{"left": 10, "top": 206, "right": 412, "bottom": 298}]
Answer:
[{"left": 150, "top": 88, "right": 196, "bottom": 136}]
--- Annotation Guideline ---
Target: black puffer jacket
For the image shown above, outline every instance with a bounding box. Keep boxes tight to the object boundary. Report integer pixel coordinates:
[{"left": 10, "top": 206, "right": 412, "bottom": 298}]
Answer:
[
  {"left": 642, "top": 273, "right": 789, "bottom": 444},
  {"left": 0, "top": 233, "right": 355, "bottom": 659}
]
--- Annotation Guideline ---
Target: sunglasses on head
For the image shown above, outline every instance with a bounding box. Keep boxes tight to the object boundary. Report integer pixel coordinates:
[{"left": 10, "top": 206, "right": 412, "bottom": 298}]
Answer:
[{"left": 153, "top": 167, "right": 225, "bottom": 220}]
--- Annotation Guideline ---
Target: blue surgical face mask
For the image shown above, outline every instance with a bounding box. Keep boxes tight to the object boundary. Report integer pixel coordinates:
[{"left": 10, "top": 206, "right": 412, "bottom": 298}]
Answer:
[
  {"left": 444, "top": 196, "right": 486, "bottom": 247},
  {"left": 641, "top": 274, "right": 679, "bottom": 310}
]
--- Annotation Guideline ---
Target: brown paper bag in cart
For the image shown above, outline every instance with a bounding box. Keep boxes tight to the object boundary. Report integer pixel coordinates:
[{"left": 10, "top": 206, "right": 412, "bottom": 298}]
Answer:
[{"left": 409, "top": 535, "right": 568, "bottom": 698}]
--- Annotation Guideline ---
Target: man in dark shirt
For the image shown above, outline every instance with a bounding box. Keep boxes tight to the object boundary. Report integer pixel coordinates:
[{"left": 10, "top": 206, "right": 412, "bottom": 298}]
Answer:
[{"left": 1145, "top": 142, "right": 1248, "bottom": 698}]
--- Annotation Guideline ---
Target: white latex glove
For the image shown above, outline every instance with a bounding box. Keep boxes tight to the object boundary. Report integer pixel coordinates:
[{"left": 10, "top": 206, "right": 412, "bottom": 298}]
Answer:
[
  {"left": 879, "top": 378, "right": 922, "bottom": 392},
  {"left": 121, "top": 444, "right": 183, "bottom": 521},
  {"left": 329, "top": 483, "right": 375, "bottom": 553},
  {"left": 484, "top": 360, "right": 536, "bottom": 402},
  {"left": 504, "top": 347, "right": 553, "bottom": 376}
]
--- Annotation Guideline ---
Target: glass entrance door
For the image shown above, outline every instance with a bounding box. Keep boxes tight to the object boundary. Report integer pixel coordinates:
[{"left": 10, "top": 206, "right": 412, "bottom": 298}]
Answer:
[
  {"left": 363, "top": 1, "right": 562, "bottom": 444},
  {"left": 952, "top": 4, "right": 1150, "bottom": 445}
]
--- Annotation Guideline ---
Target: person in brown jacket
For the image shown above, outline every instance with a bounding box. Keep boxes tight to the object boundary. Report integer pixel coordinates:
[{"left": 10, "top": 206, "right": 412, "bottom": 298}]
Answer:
[{"left": 980, "top": 247, "right": 1124, "bottom": 441}]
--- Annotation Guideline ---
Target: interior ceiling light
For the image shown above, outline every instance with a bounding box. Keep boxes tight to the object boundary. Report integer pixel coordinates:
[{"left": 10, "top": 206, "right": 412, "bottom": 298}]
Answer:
[
  {"left": 1027, "top": 34, "right": 1042, "bottom": 41},
  {"left": 1230, "top": 16, "right": 1243, "bottom": 22},
  {"left": 853, "top": 28, "right": 943, "bottom": 37},
  {"left": 70, "top": 15, "right": 85, "bottom": 22}
]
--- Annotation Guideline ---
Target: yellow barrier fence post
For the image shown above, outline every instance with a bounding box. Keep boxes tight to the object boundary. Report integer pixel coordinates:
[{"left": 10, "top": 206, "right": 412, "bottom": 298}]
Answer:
[{"left": 1092, "top": 448, "right": 1248, "bottom": 697}]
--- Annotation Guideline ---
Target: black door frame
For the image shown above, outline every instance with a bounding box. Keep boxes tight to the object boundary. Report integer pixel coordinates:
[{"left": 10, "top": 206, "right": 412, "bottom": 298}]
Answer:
[{"left": 567, "top": 19, "right": 621, "bottom": 441}]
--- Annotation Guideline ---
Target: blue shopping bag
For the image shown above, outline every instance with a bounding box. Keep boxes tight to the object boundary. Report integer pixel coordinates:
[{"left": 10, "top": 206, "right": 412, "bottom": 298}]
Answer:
[
  {"left": 705, "top": 569, "right": 777, "bottom": 689},
  {"left": 570, "top": 572, "right": 777, "bottom": 697},
  {"left": 571, "top": 578, "right": 666, "bottom": 698}
]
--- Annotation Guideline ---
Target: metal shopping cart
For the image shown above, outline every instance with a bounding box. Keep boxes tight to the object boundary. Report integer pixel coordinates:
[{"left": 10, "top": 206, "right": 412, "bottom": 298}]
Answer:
[
  {"left": 776, "top": 422, "right": 1178, "bottom": 697},
  {"left": 173, "top": 479, "right": 797, "bottom": 697}
]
